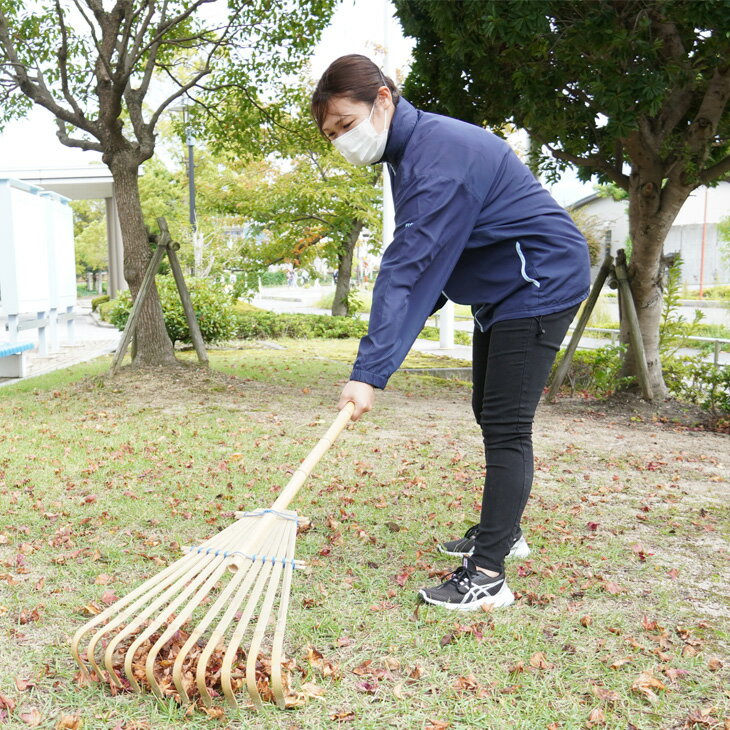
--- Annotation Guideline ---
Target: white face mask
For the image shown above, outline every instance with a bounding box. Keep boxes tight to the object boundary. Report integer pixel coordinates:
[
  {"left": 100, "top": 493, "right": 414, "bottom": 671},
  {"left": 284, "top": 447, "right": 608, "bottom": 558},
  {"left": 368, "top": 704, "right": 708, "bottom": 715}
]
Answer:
[{"left": 333, "top": 102, "right": 389, "bottom": 166}]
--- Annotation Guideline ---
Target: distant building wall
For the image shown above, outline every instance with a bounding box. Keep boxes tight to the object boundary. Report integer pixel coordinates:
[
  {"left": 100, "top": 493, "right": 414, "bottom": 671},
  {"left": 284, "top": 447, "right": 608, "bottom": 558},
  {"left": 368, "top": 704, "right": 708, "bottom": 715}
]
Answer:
[{"left": 571, "top": 182, "right": 730, "bottom": 286}]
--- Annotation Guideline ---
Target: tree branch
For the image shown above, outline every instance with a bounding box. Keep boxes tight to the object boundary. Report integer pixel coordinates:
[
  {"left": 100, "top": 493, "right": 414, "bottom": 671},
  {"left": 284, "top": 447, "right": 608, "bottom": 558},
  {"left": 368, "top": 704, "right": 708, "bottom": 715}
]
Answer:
[
  {"left": 536, "top": 134, "right": 630, "bottom": 189},
  {"left": 699, "top": 154, "right": 730, "bottom": 185},
  {"left": 56, "top": 118, "right": 103, "bottom": 152},
  {"left": 54, "top": 0, "right": 87, "bottom": 121}
]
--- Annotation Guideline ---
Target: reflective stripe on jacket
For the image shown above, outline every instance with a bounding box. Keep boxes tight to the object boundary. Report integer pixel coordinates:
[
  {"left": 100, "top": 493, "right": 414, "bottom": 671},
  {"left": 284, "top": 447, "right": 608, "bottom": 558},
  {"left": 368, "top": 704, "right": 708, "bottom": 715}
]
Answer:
[{"left": 350, "top": 99, "right": 591, "bottom": 389}]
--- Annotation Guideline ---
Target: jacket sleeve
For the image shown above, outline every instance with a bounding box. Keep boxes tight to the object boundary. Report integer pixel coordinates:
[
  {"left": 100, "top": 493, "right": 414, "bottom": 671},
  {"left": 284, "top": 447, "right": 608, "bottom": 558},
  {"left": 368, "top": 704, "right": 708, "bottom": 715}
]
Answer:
[{"left": 350, "top": 174, "right": 482, "bottom": 389}]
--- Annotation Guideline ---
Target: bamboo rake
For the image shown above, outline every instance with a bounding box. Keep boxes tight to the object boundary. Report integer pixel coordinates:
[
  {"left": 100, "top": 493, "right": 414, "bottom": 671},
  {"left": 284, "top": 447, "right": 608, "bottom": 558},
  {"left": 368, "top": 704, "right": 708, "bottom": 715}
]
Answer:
[{"left": 71, "top": 403, "right": 355, "bottom": 709}]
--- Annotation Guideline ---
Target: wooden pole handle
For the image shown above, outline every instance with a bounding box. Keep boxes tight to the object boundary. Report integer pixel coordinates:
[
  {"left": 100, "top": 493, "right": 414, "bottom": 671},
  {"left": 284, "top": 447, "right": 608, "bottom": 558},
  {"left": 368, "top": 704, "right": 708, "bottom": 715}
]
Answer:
[{"left": 270, "top": 402, "right": 355, "bottom": 513}]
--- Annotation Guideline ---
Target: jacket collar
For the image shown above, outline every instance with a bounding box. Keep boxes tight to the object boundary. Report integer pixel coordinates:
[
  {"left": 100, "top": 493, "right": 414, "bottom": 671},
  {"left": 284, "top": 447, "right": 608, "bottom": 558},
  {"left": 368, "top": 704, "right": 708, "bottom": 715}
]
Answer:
[{"left": 378, "top": 97, "right": 419, "bottom": 169}]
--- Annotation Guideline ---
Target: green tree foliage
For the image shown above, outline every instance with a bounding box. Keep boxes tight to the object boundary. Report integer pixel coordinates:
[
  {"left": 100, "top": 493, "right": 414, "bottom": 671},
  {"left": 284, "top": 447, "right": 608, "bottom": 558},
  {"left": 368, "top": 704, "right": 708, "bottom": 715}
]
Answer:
[
  {"left": 394, "top": 0, "right": 730, "bottom": 397},
  {"left": 0, "top": 0, "right": 336, "bottom": 365},
  {"left": 71, "top": 200, "right": 107, "bottom": 275},
  {"left": 197, "top": 84, "right": 383, "bottom": 315}
]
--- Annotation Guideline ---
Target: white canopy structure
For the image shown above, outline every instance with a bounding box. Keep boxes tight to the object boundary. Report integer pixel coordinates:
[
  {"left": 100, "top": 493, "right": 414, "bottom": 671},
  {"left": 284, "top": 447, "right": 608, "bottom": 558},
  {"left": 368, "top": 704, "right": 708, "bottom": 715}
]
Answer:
[{"left": 0, "top": 166, "right": 126, "bottom": 297}]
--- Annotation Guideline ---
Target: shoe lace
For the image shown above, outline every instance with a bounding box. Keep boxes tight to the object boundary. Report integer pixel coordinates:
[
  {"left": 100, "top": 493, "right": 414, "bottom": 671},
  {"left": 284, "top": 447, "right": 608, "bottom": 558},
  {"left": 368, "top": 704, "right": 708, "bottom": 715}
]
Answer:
[{"left": 442, "top": 565, "right": 478, "bottom": 595}]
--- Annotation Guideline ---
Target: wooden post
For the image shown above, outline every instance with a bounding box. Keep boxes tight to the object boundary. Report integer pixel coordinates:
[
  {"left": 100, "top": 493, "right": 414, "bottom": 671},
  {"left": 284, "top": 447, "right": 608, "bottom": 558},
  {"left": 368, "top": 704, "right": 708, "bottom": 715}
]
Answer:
[
  {"left": 158, "top": 217, "right": 208, "bottom": 366},
  {"left": 110, "top": 241, "right": 168, "bottom": 374},
  {"left": 546, "top": 253, "right": 613, "bottom": 402},
  {"left": 614, "top": 249, "right": 653, "bottom": 401}
]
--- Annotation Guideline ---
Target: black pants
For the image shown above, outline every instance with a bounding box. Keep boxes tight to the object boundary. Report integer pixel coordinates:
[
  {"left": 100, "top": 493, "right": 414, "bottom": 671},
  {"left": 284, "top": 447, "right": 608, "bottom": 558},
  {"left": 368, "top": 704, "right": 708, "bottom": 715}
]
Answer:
[{"left": 470, "top": 305, "right": 578, "bottom": 572}]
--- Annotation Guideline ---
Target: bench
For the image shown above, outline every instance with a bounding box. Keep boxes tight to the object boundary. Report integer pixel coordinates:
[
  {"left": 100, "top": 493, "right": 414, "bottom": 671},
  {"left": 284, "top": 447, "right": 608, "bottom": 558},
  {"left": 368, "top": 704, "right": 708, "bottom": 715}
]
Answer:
[{"left": 0, "top": 342, "right": 34, "bottom": 378}]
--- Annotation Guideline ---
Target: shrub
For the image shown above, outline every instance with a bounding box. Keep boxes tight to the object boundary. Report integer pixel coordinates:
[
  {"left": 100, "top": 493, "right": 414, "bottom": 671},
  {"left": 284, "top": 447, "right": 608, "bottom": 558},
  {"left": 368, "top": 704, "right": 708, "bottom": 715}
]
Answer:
[
  {"left": 106, "top": 277, "right": 236, "bottom": 345},
  {"left": 549, "top": 344, "right": 633, "bottom": 397},
  {"left": 91, "top": 294, "right": 109, "bottom": 312},
  {"left": 233, "top": 311, "right": 368, "bottom": 340},
  {"left": 420, "top": 326, "right": 472, "bottom": 346},
  {"left": 664, "top": 355, "right": 730, "bottom": 431}
]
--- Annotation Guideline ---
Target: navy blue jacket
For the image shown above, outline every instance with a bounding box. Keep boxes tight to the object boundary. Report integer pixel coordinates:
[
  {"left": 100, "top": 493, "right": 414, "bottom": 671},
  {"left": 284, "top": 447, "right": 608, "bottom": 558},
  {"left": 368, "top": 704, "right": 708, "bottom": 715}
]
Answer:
[{"left": 350, "top": 99, "right": 591, "bottom": 389}]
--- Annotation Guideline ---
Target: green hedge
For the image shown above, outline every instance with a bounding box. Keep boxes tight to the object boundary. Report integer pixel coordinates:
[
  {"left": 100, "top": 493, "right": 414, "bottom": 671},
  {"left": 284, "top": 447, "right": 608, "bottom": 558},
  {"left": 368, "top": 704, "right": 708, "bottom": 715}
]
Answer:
[
  {"left": 91, "top": 294, "right": 109, "bottom": 312},
  {"left": 107, "top": 277, "right": 236, "bottom": 345},
  {"left": 234, "top": 311, "right": 368, "bottom": 340}
]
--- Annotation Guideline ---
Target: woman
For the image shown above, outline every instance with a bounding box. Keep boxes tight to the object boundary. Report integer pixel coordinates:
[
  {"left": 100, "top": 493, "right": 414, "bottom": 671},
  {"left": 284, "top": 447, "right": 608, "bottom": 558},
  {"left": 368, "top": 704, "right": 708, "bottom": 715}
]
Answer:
[{"left": 311, "top": 55, "right": 590, "bottom": 611}]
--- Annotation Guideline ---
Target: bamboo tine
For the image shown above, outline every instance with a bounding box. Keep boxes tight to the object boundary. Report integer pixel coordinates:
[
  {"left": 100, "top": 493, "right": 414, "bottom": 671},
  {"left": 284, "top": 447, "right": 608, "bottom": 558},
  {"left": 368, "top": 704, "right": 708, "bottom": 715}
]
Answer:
[
  {"left": 71, "top": 551, "right": 201, "bottom": 674},
  {"left": 190, "top": 527, "right": 285, "bottom": 706},
  {"left": 245, "top": 521, "right": 295, "bottom": 709},
  {"left": 143, "top": 554, "right": 236, "bottom": 700},
  {"left": 219, "top": 556, "right": 279, "bottom": 707},
  {"left": 102, "top": 524, "right": 246, "bottom": 686},
  {"left": 271, "top": 521, "right": 298, "bottom": 707},
  {"left": 116, "top": 553, "right": 229, "bottom": 692},
  {"left": 74, "top": 516, "right": 250, "bottom": 677},
  {"left": 171, "top": 557, "right": 255, "bottom": 704},
  {"left": 85, "top": 551, "right": 213, "bottom": 681}
]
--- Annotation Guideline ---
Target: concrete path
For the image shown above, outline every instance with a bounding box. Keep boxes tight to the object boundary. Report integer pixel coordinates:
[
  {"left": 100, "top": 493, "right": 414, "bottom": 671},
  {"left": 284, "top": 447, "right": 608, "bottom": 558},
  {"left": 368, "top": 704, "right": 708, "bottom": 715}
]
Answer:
[
  {"left": 252, "top": 285, "right": 730, "bottom": 367},
  {"left": 0, "top": 299, "right": 120, "bottom": 388}
]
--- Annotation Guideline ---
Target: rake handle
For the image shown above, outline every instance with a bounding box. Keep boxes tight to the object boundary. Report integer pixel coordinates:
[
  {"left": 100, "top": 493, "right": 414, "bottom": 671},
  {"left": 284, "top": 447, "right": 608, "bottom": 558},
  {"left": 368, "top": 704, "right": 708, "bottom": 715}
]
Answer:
[{"left": 270, "top": 401, "right": 355, "bottom": 513}]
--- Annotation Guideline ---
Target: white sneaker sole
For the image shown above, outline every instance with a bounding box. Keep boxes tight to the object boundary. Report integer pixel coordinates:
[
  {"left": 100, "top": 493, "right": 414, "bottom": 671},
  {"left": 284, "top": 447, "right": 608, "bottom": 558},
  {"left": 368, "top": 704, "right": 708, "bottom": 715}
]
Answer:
[
  {"left": 418, "top": 581, "right": 515, "bottom": 612},
  {"left": 437, "top": 535, "right": 531, "bottom": 560}
]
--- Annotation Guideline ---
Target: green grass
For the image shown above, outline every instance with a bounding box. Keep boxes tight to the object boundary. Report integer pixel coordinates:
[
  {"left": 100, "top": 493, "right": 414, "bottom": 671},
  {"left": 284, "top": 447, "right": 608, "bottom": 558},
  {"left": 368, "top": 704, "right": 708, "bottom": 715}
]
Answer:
[{"left": 0, "top": 342, "right": 728, "bottom": 729}]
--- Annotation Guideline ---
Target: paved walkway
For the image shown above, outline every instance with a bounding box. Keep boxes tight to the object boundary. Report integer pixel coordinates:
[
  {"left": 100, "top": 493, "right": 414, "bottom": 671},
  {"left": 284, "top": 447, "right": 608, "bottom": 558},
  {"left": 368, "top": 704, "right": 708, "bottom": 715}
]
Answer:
[{"left": 0, "top": 299, "right": 120, "bottom": 388}]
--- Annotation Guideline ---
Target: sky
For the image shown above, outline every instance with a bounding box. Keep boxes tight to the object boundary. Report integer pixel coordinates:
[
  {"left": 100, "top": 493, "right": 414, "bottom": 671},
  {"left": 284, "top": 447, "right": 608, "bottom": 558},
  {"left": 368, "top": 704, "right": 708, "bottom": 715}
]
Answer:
[{"left": 0, "top": 0, "right": 592, "bottom": 205}]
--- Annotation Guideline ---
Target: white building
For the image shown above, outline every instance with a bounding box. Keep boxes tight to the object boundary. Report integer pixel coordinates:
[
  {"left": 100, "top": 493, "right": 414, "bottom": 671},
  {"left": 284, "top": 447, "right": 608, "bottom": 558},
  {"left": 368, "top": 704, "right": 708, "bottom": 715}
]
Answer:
[{"left": 570, "top": 181, "right": 730, "bottom": 287}]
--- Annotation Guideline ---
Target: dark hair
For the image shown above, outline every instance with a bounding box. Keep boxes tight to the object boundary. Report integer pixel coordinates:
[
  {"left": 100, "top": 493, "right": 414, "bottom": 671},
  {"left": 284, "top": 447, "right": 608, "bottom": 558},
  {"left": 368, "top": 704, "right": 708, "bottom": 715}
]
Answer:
[{"left": 311, "top": 54, "right": 400, "bottom": 133}]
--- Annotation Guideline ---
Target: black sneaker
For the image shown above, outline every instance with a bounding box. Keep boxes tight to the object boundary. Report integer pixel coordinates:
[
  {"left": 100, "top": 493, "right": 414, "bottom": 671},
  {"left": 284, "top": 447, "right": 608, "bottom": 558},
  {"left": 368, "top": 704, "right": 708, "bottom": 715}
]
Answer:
[
  {"left": 438, "top": 525, "right": 531, "bottom": 560},
  {"left": 418, "top": 557, "right": 515, "bottom": 611}
]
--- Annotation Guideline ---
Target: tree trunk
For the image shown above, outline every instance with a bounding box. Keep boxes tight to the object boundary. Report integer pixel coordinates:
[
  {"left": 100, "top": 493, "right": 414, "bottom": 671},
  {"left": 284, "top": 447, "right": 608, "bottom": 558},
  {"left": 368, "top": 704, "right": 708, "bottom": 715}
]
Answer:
[
  {"left": 331, "top": 220, "right": 364, "bottom": 316},
  {"left": 619, "top": 165, "right": 690, "bottom": 396},
  {"left": 108, "top": 153, "right": 176, "bottom": 366}
]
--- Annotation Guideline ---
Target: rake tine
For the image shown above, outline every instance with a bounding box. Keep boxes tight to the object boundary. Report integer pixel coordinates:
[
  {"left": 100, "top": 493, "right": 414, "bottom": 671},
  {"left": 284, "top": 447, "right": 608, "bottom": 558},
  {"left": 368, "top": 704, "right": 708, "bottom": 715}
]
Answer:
[
  {"left": 85, "top": 551, "right": 214, "bottom": 683},
  {"left": 115, "top": 550, "right": 232, "bottom": 692},
  {"left": 72, "top": 550, "right": 201, "bottom": 677},
  {"left": 133, "top": 552, "right": 236, "bottom": 697},
  {"left": 100, "top": 524, "right": 246, "bottom": 687},
  {"left": 73, "top": 517, "right": 249, "bottom": 678},
  {"left": 245, "top": 521, "right": 296, "bottom": 709},
  {"left": 219, "top": 552, "right": 281, "bottom": 708},
  {"left": 171, "top": 557, "right": 255, "bottom": 704},
  {"left": 270, "top": 519, "right": 298, "bottom": 708},
  {"left": 189, "top": 527, "right": 284, "bottom": 707}
]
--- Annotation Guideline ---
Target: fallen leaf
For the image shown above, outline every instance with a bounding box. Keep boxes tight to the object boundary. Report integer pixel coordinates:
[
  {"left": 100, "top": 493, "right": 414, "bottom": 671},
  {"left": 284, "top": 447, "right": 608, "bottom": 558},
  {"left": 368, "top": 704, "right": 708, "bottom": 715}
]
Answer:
[
  {"left": 580, "top": 615, "right": 593, "bottom": 628},
  {"left": 608, "top": 657, "right": 633, "bottom": 670},
  {"left": 19, "top": 708, "right": 43, "bottom": 726},
  {"left": 631, "top": 670, "right": 666, "bottom": 703},
  {"left": 708, "top": 656, "right": 723, "bottom": 671},
  {"left": 94, "top": 574, "right": 113, "bottom": 585},
  {"left": 0, "top": 693, "right": 16, "bottom": 712},
  {"left": 592, "top": 685, "right": 620, "bottom": 703},
  {"left": 602, "top": 581, "right": 624, "bottom": 595},
  {"left": 15, "top": 677, "right": 33, "bottom": 692},
  {"left": 55, "top": 714, "right": 82, "bottom": 729},
  {"left": 100, "top": 590, "right": 118, "bottom": 606},
  {"left": 529, "top": 651, "right": 553, "bottom": 670},
  {"left": 439, "top": 633, "right": 455, "bottom": 647},
  {"left": 329, "top": 709, "right": 355, "bottom": 722},
  {"left": 425, "top": 720, "right": 450, "bottom": 730},
  {"left": 586, "top": 706, "right": 605, "bottom": 726}
]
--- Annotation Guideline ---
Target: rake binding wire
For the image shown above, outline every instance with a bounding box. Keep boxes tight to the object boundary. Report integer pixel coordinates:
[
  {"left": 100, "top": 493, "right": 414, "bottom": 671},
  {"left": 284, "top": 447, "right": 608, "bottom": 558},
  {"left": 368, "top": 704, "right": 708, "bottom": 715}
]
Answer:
[{"left": 70, "top": 404, "right": 355, "bottom": 710}]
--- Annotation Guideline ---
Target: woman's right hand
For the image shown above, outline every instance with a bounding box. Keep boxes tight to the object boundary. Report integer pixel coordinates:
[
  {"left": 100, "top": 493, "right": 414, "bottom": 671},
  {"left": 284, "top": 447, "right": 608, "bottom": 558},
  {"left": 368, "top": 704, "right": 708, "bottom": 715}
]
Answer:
[{"left": 338, "top": 380, "right": 375, "bottom": 421}]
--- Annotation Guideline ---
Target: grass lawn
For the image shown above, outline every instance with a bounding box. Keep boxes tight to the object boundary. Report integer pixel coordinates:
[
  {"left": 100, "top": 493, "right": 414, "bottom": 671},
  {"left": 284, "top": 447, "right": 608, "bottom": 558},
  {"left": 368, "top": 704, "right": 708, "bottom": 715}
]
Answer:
[{"left": 0, "top": 341, "right": 728, "bottom": 729}]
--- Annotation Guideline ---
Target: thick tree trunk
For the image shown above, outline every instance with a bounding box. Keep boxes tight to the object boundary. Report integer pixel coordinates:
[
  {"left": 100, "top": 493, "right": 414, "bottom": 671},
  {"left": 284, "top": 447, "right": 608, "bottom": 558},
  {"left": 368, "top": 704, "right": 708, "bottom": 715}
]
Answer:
[
  {"left": 108, "top": 153, "right": 176, "bottom": 367},
  {"left": 620, "top": 165, "right": 690, "bottom": 396},
  {"left": 331, "top": 220, "right": 364, "bottom": 316}
]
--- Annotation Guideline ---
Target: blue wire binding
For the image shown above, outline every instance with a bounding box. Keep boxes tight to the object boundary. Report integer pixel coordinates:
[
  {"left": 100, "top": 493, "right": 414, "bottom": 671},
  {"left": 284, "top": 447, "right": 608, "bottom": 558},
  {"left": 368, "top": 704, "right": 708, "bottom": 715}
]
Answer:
[
  {"left": 237, "top": 508, "right": 299, "bottom": 524},
  {"left": 186, "top": 545, "right": 300, "bottom": 569}
]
